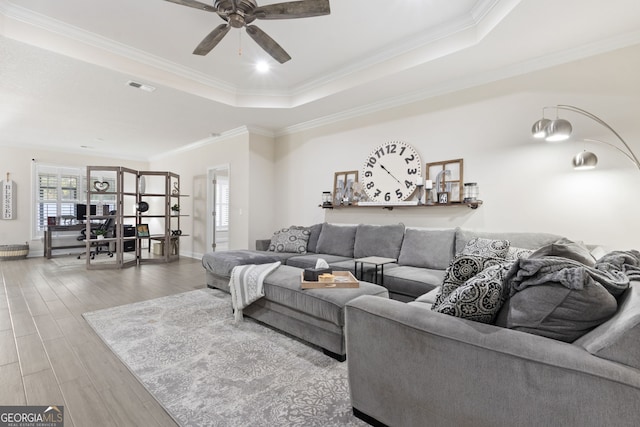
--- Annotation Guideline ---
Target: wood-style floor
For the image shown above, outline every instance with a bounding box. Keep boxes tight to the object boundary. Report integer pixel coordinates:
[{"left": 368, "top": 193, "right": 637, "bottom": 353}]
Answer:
[{"left": 0, "top": 255, "right": 206, "bottom": 427}]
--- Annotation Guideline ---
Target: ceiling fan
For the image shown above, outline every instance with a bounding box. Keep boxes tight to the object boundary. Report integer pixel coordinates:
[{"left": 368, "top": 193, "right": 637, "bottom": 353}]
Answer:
[{"left": 163, "top": 0, "right": 331, "bottom": 63}]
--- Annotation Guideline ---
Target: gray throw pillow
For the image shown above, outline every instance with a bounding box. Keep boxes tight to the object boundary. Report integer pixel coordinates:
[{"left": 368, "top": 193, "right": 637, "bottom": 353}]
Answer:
[
  {"left": 433, "top": 262, "right": 513, "bottom": 324},
  {"left": 315, "top": 224, "right": 357, "bottom": 257},
  {"left": 353, "top": 223, "right": 405, "bottom": 259},
  {"left": 461, "top": 237, "right": 510, "bottom": 259},
  {"left": 432, "top": 254, "right": 506, "bottom": 309},
  {"left": 529, "top": 238, "right": 596, "bottom": 267},
  {"left": 397, "top": 228, "right": 457, "bottom": 270},
  {"left": 268, "top": 226, "right": 310, "bottom": 254},
  {"left": 501, "top": 280, "right": 617, "bottom": 342},
  {"left": 306, "top": 223, "right": 324, "bottom": 253}
]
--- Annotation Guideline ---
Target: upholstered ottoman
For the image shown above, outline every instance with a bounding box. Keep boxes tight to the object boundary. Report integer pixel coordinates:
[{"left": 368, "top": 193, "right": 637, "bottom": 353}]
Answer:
[{"left": 221, "top": 264, "right": 389, "bottom": 360}]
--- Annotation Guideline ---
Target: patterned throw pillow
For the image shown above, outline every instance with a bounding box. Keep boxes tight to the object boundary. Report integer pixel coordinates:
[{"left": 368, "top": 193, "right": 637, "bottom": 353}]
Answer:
[
  {"left": 505, "top": 246, "right": 534, "bottom": 261},
  {"left": 432, "top": 254, "right": 506, "bottom": 309},
  {"left": 433, "top": 262, "right": 514, "bottom": 324},
  {"left": 461, "top": 237, "right": 511, "bottom": 258},
  {"left": 268, "top": 226, "right": 310, "bottom": 254}
]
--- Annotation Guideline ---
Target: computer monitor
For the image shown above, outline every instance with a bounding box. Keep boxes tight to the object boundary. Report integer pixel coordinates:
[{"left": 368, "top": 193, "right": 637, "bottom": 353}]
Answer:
[{"left": 76, "top": 203, "right": 97, "bottom": 221}]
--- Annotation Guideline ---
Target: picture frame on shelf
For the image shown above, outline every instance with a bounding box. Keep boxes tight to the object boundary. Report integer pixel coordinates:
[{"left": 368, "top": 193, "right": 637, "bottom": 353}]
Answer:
[
  {"left": 333, "top": 170, "right": 358, "bottom": 205},
  {"left": 426, "top": 158, "right": 464, "bottom": 203},
  {"left": 438, "top": 192, "right": 449, "bottom": 204},
  {"left": 136, "top": 224, "right": 150, "bottom": 237}
]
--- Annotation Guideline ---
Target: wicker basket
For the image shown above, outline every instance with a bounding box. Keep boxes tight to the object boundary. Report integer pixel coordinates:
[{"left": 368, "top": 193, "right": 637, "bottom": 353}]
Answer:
[{"left": 0, "top": 243, "right": 29, "bottom": 260}]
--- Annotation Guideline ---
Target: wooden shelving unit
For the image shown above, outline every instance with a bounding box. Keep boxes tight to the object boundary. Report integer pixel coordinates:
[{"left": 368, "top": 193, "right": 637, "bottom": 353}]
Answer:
[
  {"left": 83, "top": 166, "right": 188, "bottom": 269},
  {"left": 137, "top": 171, "right": 189, "bottom": 265}
]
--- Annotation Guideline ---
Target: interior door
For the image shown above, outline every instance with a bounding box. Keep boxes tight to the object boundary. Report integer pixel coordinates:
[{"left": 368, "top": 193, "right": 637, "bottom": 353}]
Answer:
[{"left": 207, "top": 166, "right": 229, "bottom": 252}]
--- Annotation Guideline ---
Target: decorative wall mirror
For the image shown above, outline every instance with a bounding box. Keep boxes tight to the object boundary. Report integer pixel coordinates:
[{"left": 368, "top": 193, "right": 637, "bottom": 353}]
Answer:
[
  {"left": 333, "top": 170, "right": 358, "bottom": 205},
  {"left": 426, "top": 159, "right": 464, "bottom": 203}
]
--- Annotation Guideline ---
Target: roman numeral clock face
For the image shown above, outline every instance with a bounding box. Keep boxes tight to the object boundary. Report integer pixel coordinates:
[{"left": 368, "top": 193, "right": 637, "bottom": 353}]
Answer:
[{"left": 362, "top": 141, "right": 422, "bottom": 202}]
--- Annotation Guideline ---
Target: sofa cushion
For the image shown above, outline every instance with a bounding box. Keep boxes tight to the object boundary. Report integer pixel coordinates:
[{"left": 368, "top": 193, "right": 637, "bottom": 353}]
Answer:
[
  {"left": 460, "top": 237, "right": 510, "bottom": 258},
  {"left": 268, "top": 226, "right": 310, "bottom": 253},
  {"left": 432, "top": 262, "right": 513, "bottom": 324},
  {"left": 202, "top": 250, "right": 285, "bottom": 277},
  {"left": 397, "top": 228, "right": 456, "bottom": 270},
  {"left": 354, "top": 223, "right": 405, "bottom": 259},
  {"left": 285, "top": 254, "right": 353, "bottom": 269},
  {"left": 306, "top": 223, "right": 324, "bottom": 253},
  {"left": 261, "top": 265, "right": 389, "bottom": 327},
  {"left": 455, "top": 229, "right": 563, "bottom": 254},
  {"left": 433, "top": 254, "right": 507, "bottom": 308},
  {"left": 529, "top": 238, "right": 596, "bottom": 267},
  {"left": 574, "top": 282, "right": 640, "bottom": 369},
  {"left": 499, "top": 280, "right": 618, "bottom": 342},
  {"left": 382, "top": 266, "right": 446, "bottom": 302},
  {"left": 316, "top": 223, "right": 357, "bottom": 257}
]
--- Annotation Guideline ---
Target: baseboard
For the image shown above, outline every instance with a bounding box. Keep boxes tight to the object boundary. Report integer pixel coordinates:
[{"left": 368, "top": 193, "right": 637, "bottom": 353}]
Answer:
[
  {"left": 323, "top": 348, "right": 346, "bottom": 362},
  {"left": 353, "top": 408, "right": 388, "bottom": 427}
]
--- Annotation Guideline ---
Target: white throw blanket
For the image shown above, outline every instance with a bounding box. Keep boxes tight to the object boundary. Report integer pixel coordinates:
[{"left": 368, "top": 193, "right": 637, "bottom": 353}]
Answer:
[{"left": 228, "top": 262, "right": 281, "bottom": 322}]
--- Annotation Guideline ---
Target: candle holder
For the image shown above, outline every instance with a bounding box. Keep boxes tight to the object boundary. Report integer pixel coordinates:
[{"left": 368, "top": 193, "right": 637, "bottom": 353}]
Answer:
[
  {"left": 425, "top": 180, "right": 434, "bottom": 205},
  {"left": 416, "top": 184, "right": 424, "bottom": 205}
]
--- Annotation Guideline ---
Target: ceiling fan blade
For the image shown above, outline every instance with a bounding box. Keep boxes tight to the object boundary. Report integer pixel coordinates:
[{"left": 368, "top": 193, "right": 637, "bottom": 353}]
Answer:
[
  {"left": 253, "top": 0, "right": 330, "bottom": 19},
  {"left": 163, "top": 0, "right": 218, "bottom": 13},
  {"left": 246, "top": 25, "right": 291, "bottom": 64},
  {"left": 193, "top": 24, "right": 231, "bottom": 56}
]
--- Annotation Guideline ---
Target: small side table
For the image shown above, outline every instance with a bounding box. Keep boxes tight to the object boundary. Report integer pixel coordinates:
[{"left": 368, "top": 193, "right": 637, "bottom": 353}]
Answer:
[{"left": 354, "top": 256, "right": 397, "bottom": 285}]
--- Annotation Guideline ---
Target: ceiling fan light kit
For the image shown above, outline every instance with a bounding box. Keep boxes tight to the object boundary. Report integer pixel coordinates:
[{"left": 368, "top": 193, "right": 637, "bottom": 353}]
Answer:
[{"left": 164, "top": 0, "right": 331, "bottom": 64}]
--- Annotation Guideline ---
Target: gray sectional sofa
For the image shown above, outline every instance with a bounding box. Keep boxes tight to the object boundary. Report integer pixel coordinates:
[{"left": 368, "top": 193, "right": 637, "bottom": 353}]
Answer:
[
  {"left": 204, "top": 222, "right": 563, "bottom": 301},
  {"left": 203, "top": 222, "right": 640, "bottom": 426}
]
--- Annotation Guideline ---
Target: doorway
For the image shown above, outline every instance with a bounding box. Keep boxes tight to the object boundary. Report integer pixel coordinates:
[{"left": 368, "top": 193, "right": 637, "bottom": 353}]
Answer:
[{"left": 207, "top": 165, "right": 230, "bottom": 252}]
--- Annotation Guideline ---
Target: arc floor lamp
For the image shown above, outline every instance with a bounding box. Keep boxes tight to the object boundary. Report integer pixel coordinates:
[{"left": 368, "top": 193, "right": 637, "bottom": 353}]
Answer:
[{"left": 531, "top": 105, "right": 640, "bottom": 171}]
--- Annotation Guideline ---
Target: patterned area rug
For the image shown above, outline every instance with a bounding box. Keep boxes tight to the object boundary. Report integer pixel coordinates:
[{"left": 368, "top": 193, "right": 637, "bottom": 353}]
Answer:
[{"left": 83, "top": 289, "right": 365, "bottom": 426}]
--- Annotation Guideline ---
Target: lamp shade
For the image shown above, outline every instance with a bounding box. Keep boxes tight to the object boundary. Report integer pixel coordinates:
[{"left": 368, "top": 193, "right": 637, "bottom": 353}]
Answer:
[
  {"left": 531, "top": 118, "right": 551, "bottom": 138},
  {"left": 545, "top": 118, "right": 572, "bottom": 142},
  {"left": 572, "top": 151, "right": 598, "bottom": 170}
]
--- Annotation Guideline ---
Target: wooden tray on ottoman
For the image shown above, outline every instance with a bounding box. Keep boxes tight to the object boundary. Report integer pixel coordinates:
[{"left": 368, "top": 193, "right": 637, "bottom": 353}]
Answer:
[{"left": 301, "top": 271, "right": 360, "bottom": 289}]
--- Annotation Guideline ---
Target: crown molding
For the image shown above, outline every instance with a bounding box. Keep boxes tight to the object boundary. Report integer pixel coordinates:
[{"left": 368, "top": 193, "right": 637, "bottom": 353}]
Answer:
[
  {"left": 0, "top": 0, "right": 516, "bottom": 108},
  {"left": 277, "top": 29, "right": 640, "bottom": 137},
  {"left": 148, "top": 125, "right": 275, "bottom": 160}
]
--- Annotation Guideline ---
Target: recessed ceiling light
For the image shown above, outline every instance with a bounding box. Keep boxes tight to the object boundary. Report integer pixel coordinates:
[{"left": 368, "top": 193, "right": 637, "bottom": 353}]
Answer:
[
  {"left": 127, "top": 80, "right": 156, "bottom": 92},
  {"left": 256, "top": 61, "right": 270, "bottom": 73}
]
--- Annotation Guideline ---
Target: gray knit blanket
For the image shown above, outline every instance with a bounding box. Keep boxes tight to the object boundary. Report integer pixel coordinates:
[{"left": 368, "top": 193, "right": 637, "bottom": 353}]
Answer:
[
  {"left": 229, "top": 261, "right": 281, "bottom": 322},
  {"left": 505, "top": 250, "right": 640, "bottom": 298}
]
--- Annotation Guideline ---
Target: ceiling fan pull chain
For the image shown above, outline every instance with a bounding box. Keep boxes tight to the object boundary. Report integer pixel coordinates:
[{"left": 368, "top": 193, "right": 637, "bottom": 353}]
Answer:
[{"left": 238, "top": 30, "right": 242, "bottom": 57}]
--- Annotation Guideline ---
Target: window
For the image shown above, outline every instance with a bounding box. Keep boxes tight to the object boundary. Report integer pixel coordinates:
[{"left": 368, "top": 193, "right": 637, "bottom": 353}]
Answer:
[
  {"left": 33, "top": 165, "right": 117, "bottom": 237},
  {"left": 215, "top": 177, "right": 229, "bottom": 231},
  {"left": 34, "top": 165, "right": 83, "bottom": 237}
]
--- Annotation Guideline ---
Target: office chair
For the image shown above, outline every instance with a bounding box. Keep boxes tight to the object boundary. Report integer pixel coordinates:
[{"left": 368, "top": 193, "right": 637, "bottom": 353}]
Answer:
[{"left": 77, "top": 210, "right": 116, "bottom": 259}]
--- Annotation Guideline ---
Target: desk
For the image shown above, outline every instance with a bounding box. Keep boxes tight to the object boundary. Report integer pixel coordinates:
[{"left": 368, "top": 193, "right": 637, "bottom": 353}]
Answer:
[
  {"left": 354, "top": 256, "right": 397, "bottom": 285},
  {"left": 44, "top": 224, "right": 87, "bottom": 259}
]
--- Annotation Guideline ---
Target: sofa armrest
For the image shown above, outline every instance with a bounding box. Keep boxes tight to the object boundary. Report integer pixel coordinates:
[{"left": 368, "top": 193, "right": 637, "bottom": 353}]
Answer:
[
  {"left": 345, "top": 296, "right": 640, "bottom": 427},
  {"left": 255, "top": 239, "right": 271, "bottom": 251}
]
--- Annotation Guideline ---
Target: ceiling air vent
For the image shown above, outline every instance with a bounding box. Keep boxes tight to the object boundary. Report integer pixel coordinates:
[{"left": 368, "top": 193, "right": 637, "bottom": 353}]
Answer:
[{"left": 127, "top": 80, "right": 156, "bottom": 92}]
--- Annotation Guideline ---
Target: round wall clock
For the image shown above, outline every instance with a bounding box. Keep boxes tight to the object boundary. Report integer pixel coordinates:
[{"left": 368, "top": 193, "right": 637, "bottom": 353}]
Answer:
[{"left": 361, "top": 141, "right": 422, "bottom": 202}]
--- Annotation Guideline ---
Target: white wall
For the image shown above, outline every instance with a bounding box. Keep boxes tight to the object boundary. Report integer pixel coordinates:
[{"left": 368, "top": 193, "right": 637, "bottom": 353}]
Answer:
[
  {"left": 150, "top": 129, "right": 277, "bottom": 257},
  {"left": 273, "top": 45, "right": 640, "bottom": 250},
  {"left": 4, "top": 45, "right": 639, "bottom": 257}
]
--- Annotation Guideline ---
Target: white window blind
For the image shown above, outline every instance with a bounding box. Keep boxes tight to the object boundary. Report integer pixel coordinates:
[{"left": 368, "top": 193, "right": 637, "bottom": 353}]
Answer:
[
  {"left": 34, "top": 165, "right": 83, "bottom": 237},
  {"left": 215, "top": 178, "right": 229, "bottom": 230}
]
